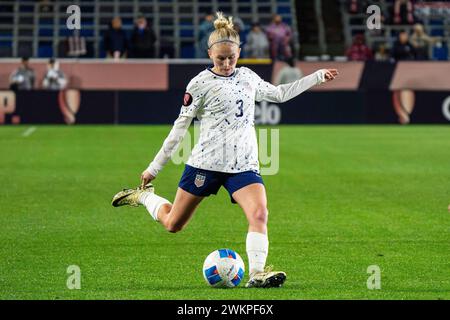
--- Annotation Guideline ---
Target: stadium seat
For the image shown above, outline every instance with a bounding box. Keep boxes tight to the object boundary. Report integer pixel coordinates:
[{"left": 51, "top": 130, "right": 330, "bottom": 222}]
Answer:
[
  {"left": 18, "top": 42, "right": 33, "bottom": 57},
  {"left": 39, "top": 28, "right": 54, "bottom": 37},
  {"left": 277, "top": 6, "right": 291, "bottom": 14},
  {"left": 0, "top": 42, "right": 12, "bottom": 57},
  {"left": 18, "top": 5, "right": 34, "bottom": 13},
  {"left": 80, "top": 29, "right": 94, "bottom": 37},
  {"left": 180, "top": 29, "right": 194, "bottom": 38},
  {"left": 181, "top": 45, "right": 195, "bottom": 58},
  {"left": 38, "top": 44, "right": 53, "bottom": 58}
]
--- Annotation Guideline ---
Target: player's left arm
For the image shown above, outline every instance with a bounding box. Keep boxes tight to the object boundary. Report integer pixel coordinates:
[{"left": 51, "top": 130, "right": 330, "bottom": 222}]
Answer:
[{"left": 257, "top": 69, "right": 338, "bottom": 103}]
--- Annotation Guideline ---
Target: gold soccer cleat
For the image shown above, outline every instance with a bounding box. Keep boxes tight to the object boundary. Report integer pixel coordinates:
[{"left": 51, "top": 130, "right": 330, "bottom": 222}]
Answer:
[
  {"left": 111, "top": 183, "right": 154, "bottom": 207},
  {"left": 245, "top": 266, "right": 287, "bottom": 288}
]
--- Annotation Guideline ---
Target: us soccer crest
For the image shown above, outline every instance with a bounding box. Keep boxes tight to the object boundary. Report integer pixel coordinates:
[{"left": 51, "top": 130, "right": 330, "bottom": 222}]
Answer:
[{"left": 194, "top": 173, "right": 206, "bottom": 188}]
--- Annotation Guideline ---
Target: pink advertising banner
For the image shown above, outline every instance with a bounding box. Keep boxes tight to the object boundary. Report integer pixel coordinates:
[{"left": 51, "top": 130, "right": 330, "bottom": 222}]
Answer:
[
  {"left": 390, "top": 62, "right": 450, "bottom": 91},
  {"left": 0, "top": 60, "right": 169, "bottom": 90}
]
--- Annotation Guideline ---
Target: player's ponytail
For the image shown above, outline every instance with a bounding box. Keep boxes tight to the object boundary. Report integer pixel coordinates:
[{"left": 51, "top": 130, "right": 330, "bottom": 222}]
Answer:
[{"left": 208, "top": 12, "right": 240, "bottom": 49}]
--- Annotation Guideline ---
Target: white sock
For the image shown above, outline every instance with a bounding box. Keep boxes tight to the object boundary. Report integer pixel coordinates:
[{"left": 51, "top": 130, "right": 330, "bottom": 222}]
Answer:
[
  {"left": 246, "top": 232, "right": 269, "bottom": 277},
  {"left": 139, "top": 191, "right": 171, "bottom": 221}
]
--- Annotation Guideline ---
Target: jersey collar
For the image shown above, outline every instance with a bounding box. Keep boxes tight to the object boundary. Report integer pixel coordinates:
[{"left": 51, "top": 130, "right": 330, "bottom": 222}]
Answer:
[{"left": 207, "top": 66, "right": 237, "bottom": 78}]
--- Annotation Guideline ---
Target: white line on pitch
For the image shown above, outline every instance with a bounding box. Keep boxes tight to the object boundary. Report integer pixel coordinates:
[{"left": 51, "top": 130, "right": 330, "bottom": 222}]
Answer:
[{"left": 22, "top": 126, "right": 36, "bottom": 137}]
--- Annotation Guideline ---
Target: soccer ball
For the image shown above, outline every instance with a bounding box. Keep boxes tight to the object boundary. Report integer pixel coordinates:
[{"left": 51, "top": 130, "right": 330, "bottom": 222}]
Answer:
[{"left": 203, "top": 248, "right": 245, "bottom": 288}]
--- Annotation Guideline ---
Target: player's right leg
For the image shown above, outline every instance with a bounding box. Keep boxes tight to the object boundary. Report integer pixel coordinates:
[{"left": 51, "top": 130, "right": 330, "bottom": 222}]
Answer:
[
  {"left": 151, "top": 164, "right": 221, "bottom": 232},
  {"left": 112, "top": 164, "right": 219, "bottom": 232}
]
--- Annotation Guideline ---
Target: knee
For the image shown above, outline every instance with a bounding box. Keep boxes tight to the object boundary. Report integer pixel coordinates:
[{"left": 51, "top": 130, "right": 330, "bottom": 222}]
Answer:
[
  {"left": 165, "top": 220, "right": 184, "bottom": 233},
  {"left": 250, "top": 205, "right": 268, "bottom": 225}
]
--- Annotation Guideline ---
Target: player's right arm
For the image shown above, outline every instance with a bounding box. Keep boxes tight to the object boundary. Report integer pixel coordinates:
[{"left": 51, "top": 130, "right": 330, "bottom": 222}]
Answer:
[{"left": 141, "top": 79, "right": 203, "bottom": 187}]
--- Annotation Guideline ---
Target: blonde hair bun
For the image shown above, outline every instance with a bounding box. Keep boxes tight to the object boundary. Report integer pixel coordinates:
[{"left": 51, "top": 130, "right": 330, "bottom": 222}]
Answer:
[
  {"left": 214, "top": 12, "right": 234, "bottom": 30},
  {"left": 208, "top": 12, "right": 240, "bottom": 49}
]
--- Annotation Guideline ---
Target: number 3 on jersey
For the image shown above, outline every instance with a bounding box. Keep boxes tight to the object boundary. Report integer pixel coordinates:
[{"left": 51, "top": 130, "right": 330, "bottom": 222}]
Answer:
[{"left": 235, "top": 99, "right": 244, "bottom": 117}]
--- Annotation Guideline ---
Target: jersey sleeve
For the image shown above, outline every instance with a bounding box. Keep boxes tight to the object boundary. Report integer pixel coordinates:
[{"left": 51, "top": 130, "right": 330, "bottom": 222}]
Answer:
[
  {"left": 145, "top": 77, "right": 203, "bottom": 177},
  {"left": 146, "top": 115, "right": 193, "bottom": 177},
  {"left": 252, "top": 68, "right": 327, "bottom": 103},
  {"left": 179, "top": 78, "right": 204, "bottom": 118}
]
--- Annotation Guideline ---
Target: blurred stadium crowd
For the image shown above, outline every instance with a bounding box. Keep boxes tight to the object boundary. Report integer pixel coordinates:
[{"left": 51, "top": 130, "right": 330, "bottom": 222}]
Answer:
[
  {"left": 1, "top": 0, "right": 449, "bottom": 90},
  {"left": 0, "top": 0, "right": 448, "bottom": 60},
  {"left": 343, "top": 0, "right": 449, "bottom": 61},
  {"left": 0, "top": 0, "right": 298, "bottom": 60}
]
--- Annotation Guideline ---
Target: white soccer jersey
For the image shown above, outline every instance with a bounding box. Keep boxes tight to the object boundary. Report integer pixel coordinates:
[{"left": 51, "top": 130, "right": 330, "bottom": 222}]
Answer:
[{"left": 146, "top": 66, "right": 327, "bottom": 177}]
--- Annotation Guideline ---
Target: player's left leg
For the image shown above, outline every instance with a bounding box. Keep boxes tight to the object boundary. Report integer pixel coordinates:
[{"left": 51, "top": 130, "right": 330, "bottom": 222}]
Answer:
[{"left": 230, "top": 182, "right": 286, "bottom": 288}]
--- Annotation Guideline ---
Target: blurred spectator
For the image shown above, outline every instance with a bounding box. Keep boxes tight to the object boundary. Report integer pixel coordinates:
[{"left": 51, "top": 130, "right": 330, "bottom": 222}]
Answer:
[
  {"left": 265, "top": 14, "right": 293, "bottom": 61},
  {"left": 410, "top": 23, "right": 441, "bottom": 60},
  {"left": 233, "top": 16, "right": 246, "bottom": 56},
  {"left": 392, "top": 30, "right": 415, "bottom": 60},
  {"left": 232, "top": 16, "right": 246, "bottom": 39},
  {"left": 348, "top": 0, "right": 373, "bottom": 13},
  {"left": 197, "top": 13, "right": 215, "bottom": 58},
  {"left": 39, "top": 0, "right": 52, "bottom": 13},
  {"left": 42, "top": 58, "right": 67, "bottom": 90},
  {"left": 274, "top": 57, "right": 303, "bottom": 85},
  {"left": 393, "top": 0, "right": 414, "bottom": 25},
  {"left": 104, "top": 17, "right": 128, "bottom": 60},
  {"left": 349, "top": 0, "right": 358, "bottom": 13},
  {"left": 160, "top": 39, "right": 175, "bottom": 59},
  {"left": 9, "top": 57, "right": 35, "bottom": 90},
  {"left": 346, "top": 34, "right": 373, "bottom": 61},
  {"left": 244, "top": 23, "right": 269, "bottom": 59},
  {"left": 374, "top": 43, "right": 390, "bottom": 61},
  {"left": 130, "top": 14, "right": 156, "bottom": 58},
  {"left": 233, "top": 16, "right": 245, "bottom": 35},
  {"left": 350, "top": 0, "right": 390, "bottom": 13},
  {"left": 65, "top": 30, "right": 87, "bottom": 57}
]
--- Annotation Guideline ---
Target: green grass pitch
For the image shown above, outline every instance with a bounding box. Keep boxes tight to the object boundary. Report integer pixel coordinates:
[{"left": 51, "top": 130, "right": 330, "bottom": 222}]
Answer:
[{"left": 0, "top": 125, "right": 449, "bottom": 300}]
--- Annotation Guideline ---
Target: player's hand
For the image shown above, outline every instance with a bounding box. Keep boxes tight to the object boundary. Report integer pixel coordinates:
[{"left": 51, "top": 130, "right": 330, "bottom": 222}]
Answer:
[
  {"left": 140, "top": 170, "right": 155, "bottom": 189},
  {"left": 324, "top": 69, "right": 339, "bottom": 82}
]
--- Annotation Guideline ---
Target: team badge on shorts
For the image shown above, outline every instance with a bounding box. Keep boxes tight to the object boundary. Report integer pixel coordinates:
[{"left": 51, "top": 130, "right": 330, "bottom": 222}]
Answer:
[
  {"left": 183, "top": 92, "right": 193, "bottom": 106},
  {"left": 194, "top": 173, "right": 206, "bottom": 188}
]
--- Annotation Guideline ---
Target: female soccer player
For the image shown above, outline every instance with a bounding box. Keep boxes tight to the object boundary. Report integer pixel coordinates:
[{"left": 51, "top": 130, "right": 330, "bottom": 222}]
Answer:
[{"left": 112, "top": 12, "right": 338, "bottom": 288}]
